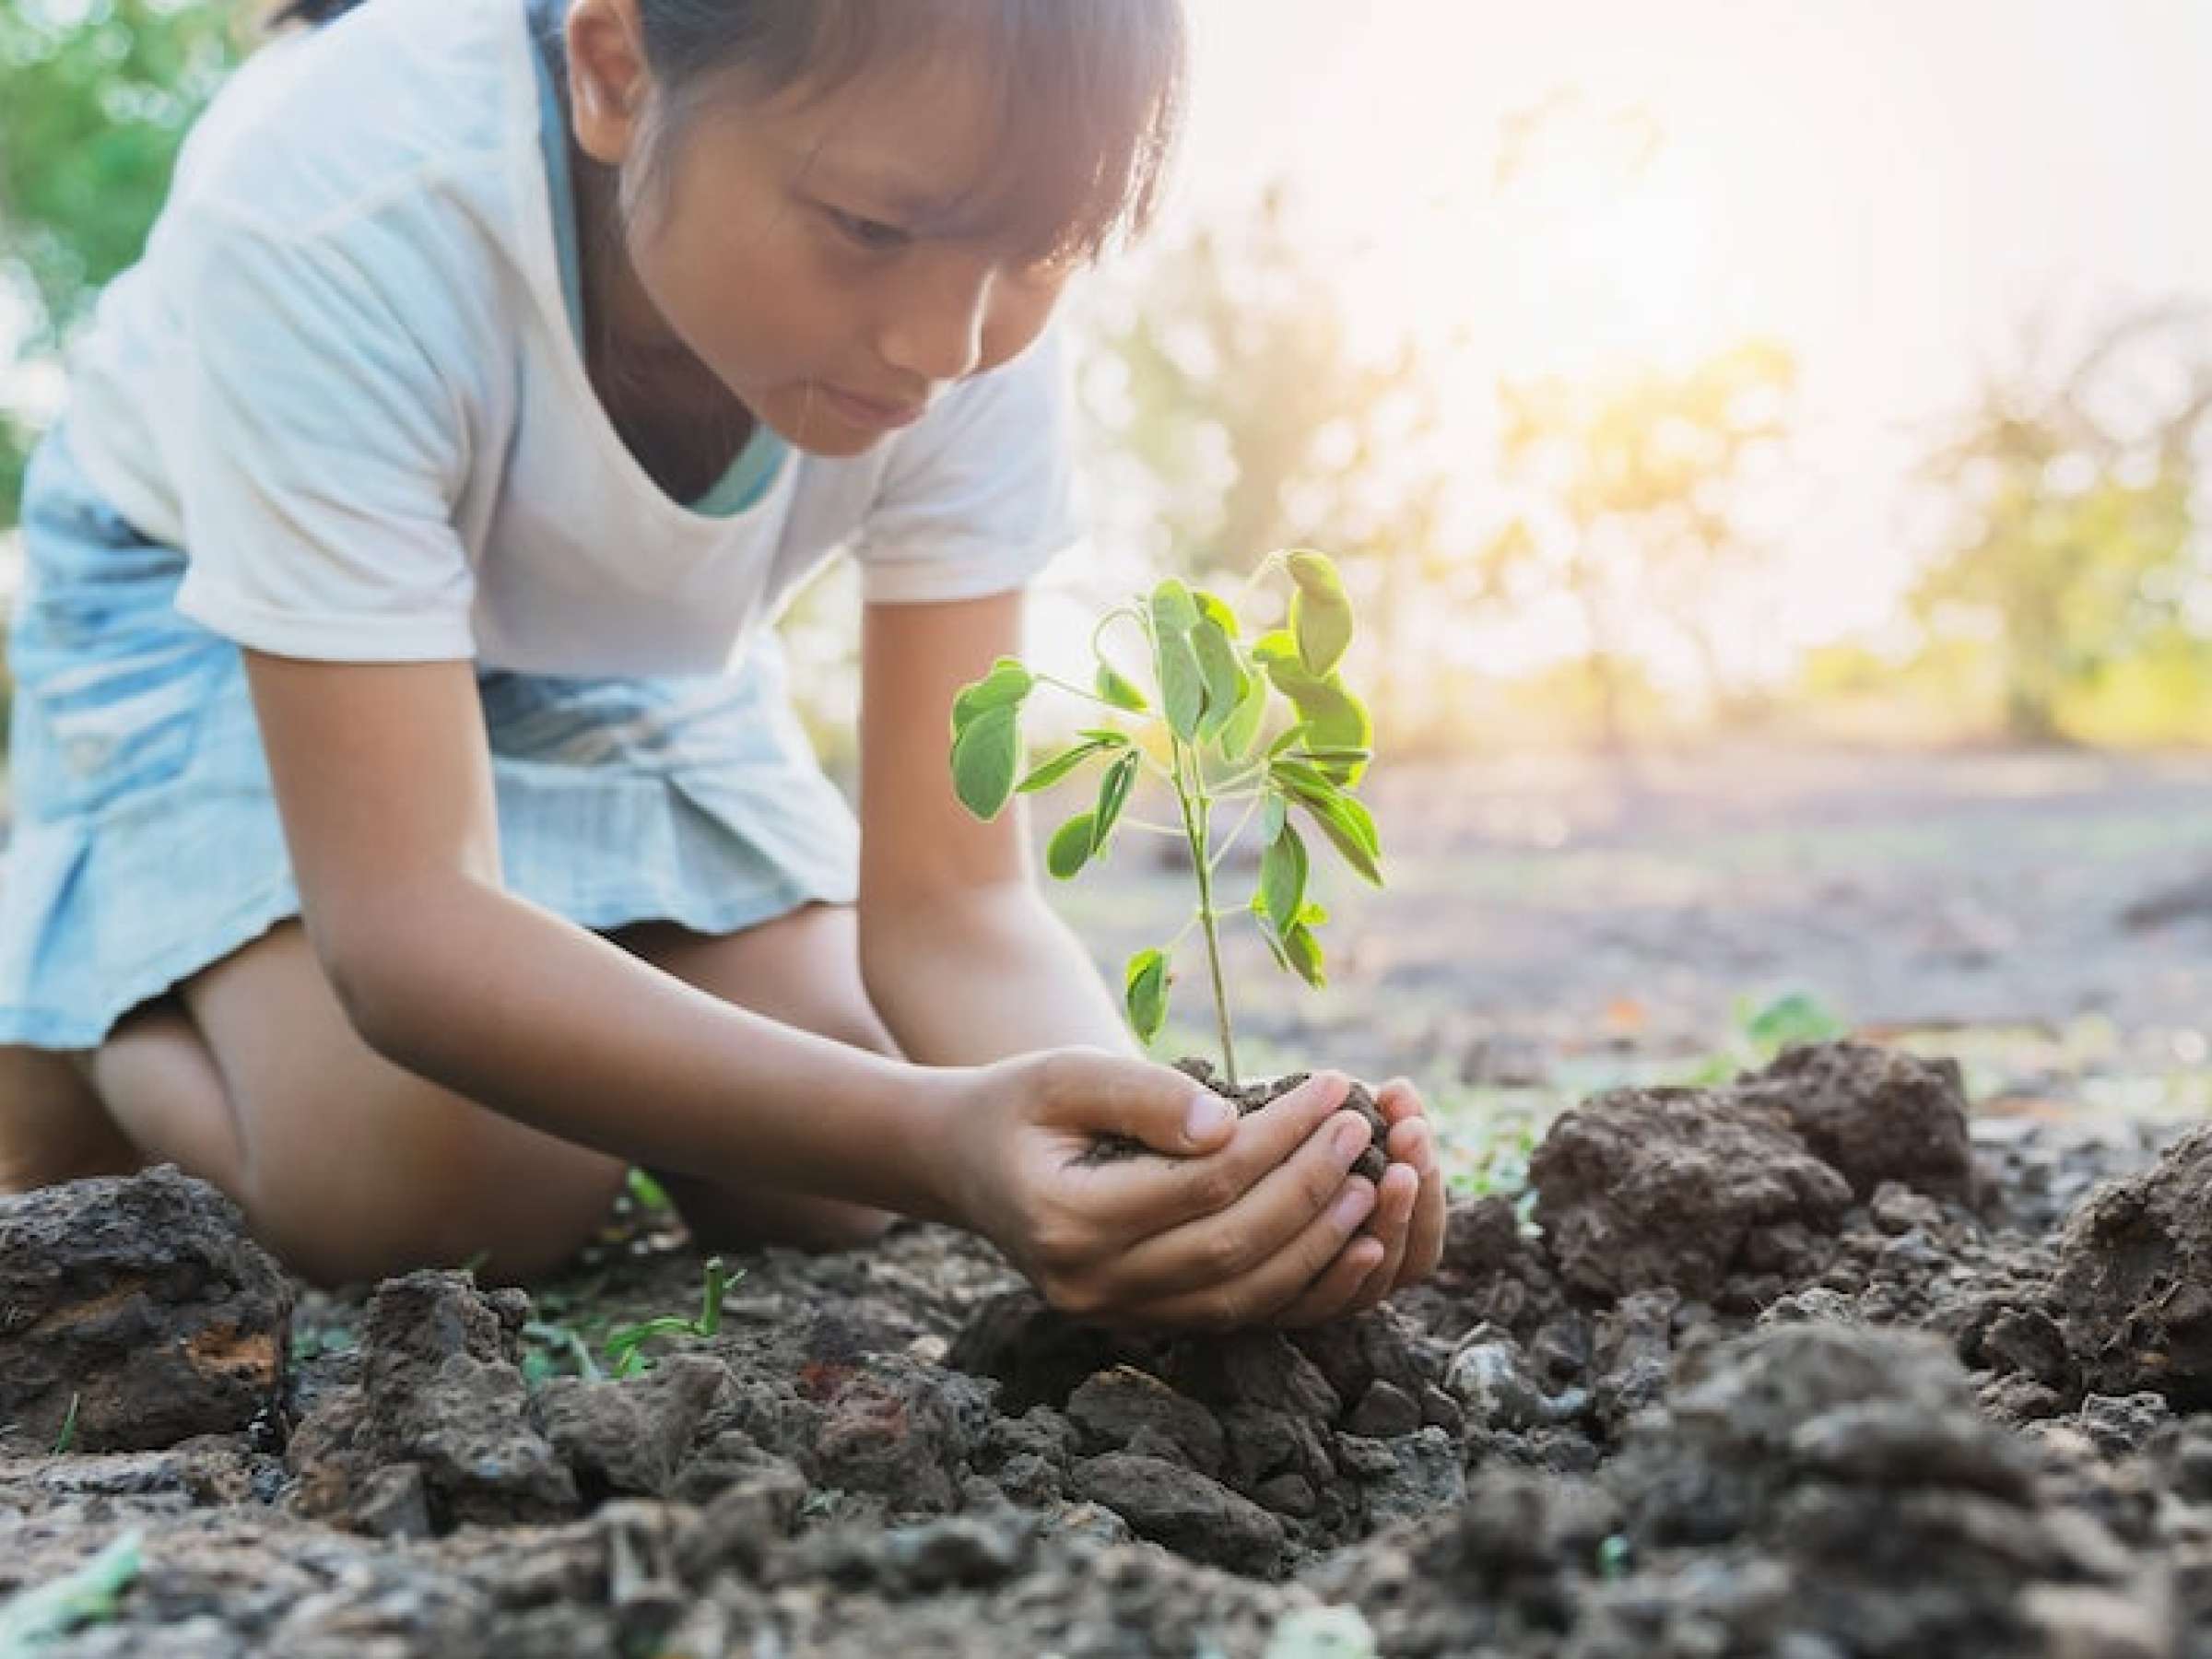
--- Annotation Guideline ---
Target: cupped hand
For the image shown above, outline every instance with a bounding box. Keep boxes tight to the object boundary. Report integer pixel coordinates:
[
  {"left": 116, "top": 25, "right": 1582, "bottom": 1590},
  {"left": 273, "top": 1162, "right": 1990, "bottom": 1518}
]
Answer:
[{"left": 935, "top": 1047, "right": 1391, "bottom": 1332}]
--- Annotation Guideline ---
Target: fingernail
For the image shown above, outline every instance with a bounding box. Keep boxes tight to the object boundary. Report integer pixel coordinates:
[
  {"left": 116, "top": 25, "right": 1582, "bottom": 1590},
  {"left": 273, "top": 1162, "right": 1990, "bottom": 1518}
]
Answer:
[
  {"left": 1333, "top": 1181, "right": 1375, "bottom": 1228},
  {"left": 1300, "top": 1069, "right": 1349, "bottom": 1105},
  {"left": 1334, "top": 1115, "right": 1371, "bottom": 1160},
  {"left": 1184, "top": 1093, "right": 1235, "bottom": 1142}
]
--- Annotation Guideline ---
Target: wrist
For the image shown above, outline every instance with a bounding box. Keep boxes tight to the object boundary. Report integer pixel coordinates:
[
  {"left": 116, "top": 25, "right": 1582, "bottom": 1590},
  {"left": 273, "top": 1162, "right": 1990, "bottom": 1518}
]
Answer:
[{"left": 895, "top": 1061, "right": 985, "bottom": 1230}]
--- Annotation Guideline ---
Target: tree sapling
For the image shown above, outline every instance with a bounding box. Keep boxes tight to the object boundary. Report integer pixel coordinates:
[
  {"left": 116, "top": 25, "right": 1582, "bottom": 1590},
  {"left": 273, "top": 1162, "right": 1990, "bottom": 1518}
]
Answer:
[{"left": 949, "top": 549, "right": 1392, "bottom": 1177}]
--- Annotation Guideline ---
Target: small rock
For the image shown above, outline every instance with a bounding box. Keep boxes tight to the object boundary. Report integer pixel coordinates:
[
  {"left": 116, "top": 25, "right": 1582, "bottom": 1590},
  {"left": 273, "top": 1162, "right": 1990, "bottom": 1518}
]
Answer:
[
  {"left": 1445, "top": 1328, "right": 1550, "bottom": 1431},
  {"left": 1072, "top": 1452, "right": 1286, "bottom": 1576},
  {"left": 535, "top": 1352, "right": 725, "bottom": 1498},
  {"left": 1346, "top": 1381, "right": 1422, "bottom": 1440},
  {"left": 2055, "top": 1126, "right": 2212, "bottom": 1407},
  {"left": 1066, "top": 1366, "right": 1225, "bottom": 1477},
  {"left": 349, "top": 1463, "right": 432, "bottom": 1540},
  {"left": 0, "top": 1166, "right": 292, "bottom": 1451}
]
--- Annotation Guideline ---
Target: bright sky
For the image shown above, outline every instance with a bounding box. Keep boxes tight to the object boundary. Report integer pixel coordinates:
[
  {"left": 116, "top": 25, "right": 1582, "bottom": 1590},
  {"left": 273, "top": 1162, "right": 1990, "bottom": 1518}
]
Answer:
[{"left": 1125, "top": 0, "right": 2212, "bottom": 677}]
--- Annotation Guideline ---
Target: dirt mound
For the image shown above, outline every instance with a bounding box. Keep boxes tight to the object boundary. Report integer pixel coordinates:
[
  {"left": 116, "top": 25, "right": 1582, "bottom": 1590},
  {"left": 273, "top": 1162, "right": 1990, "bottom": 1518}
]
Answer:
[
  {"left": 2055, "top": 1124, "right": 2212, "bottom": 1409},
  {"left": 1529, "top": 1083, "right": 1852, "bottom": 1305},
  {"left": 6, "top": 1040, "right": 2209, "bottom": 1655}
]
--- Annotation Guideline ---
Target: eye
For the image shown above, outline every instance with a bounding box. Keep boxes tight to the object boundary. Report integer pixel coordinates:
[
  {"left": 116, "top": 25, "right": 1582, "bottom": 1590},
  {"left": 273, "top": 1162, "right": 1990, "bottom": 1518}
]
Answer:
[{"left": 823, "top": 206, "right": 911, "bottom": 253}]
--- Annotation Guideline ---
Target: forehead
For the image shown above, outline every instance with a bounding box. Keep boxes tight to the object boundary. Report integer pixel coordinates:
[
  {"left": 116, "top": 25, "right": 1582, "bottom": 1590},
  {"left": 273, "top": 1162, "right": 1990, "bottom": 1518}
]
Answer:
[{"left": 715, "top": 49, "right": 1086, "bottom": 253}]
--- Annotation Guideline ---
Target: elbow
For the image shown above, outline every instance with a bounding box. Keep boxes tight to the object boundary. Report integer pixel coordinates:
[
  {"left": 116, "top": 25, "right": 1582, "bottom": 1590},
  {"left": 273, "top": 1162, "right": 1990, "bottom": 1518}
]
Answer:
[{"left": 304, "top": 900, "right": 439, "bottom": 1069}]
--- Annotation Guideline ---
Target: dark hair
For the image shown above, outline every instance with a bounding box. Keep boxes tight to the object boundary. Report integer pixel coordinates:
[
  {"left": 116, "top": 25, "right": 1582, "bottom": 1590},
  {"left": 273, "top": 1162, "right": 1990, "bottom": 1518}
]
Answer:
[{"left": 273, "top": 0, "right": 1185, "bottom": 262}]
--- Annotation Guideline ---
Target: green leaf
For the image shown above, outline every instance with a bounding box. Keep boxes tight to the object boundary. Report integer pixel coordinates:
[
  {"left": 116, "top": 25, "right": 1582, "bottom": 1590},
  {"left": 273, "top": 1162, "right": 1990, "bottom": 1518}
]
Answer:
[
  {"left": 1292, "top": 679, "right": 1372, "bottom": 752},
  {"left": 1262, "top": 794, "right": 1287, "bottom": 842},
  {"left": 1159, "top": 631, "right": 1207, "bottom": 741},
  {"left": 1258, "top": 821, "right": 1309, "bottom": 933},
  {"left": 950, "top": 657, "right": 1034, "bottom": 735},
  {"left": 1193, "top": 587, "right": 1241, "bottom": 637},
  {"left": 1286, "top": 550, "right": 1353, "bottom": 675},
  {"left": 951, "top": 704, "right": 1022, "bottom": 819},
  {"left": 1259, "top": 655, "right": 1371, "bottom": 785},
  {"left": 1282, "top": 921, "right": 1327, "bottom": 988},
  {"left": 1096, "top": 664, "right": 1149, "bottom": 712},
  {"left": 1047, "top": 811, "right": 1099, "bottom": 879},
  {"left": 0, "top": 1529, "right": 143, "bottom": 1651},
  {"left": 1220, "top": 669, "right": 1269, "bottom": 759},
  {"left": 1018, "top": 738, "right": 1111, "bottom": 794},
  {"left": 1274, "top": 768, "right": 1383, "bottom": 884},
  {"left": 1091, "top": 752, "right": 1139, "bottom": 850},
  {"left": 1124, "top": 947, "right": 1169, "bottom": 1041},
  {"left": 1253, "top": 629, "right": 1299, "bottom": 670},
  {"left": 1149, "top": 579, "right": 1200, "bottom": 638},
  {"left": 1191, "top": 617, "right": 1247, "bottom": 739}
]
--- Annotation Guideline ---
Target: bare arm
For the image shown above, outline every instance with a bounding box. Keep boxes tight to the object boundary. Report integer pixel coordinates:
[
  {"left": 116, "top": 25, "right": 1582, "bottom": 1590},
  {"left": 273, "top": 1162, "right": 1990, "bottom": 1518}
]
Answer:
[
  {"left": 251, "top": 641, "right": 1403, "bottom": 1327},
  {"left": 243, "top": 650, "right": 962, "bottom": 1220},
  {"left": 854, "top": 592, "right": 1133, "bottom": 1062}
]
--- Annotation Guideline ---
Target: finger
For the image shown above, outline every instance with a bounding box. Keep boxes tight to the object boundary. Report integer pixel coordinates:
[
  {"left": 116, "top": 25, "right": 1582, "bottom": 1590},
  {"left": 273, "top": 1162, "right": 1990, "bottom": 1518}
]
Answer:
[
  {"left": 1272, "top": 1235, "right": 1390, "bottom": 1328},
  {"left": 1039, "top": 1050, "right": 1242, "bottom": 1158},
  {"left": 1346, "top": 1161, "right": 1418, "bottom": 1313},
  {"left": 1070, "top": 1071, "right": 1359, "bottom": 1233},
  {"left": 1373, "top": 1077, "right": 1425, "bottom": 1127},
  {"left": 1095, "top": 1107, "right": 1378, "bottom": 1304},
  {"left": 1115, "top": 1175, "right": 1380, "bottom": 1332},
  {"left": 1381, "top": 1113, "right": 1446, "bottom": 1285},
  {"left": 1399, "top": 1145, "right": 1448, "bottom": 1287}
]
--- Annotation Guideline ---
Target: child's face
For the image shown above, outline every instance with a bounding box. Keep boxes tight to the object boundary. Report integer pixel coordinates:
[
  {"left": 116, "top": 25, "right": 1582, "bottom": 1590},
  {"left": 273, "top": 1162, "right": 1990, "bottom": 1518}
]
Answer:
[{"left": 576, "top": 9, "right": 1079, "bottom": 458}]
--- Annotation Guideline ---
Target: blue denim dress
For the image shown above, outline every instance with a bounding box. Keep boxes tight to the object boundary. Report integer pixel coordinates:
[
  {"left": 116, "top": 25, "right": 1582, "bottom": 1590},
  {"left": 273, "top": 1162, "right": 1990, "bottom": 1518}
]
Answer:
[{"left": 0, "top": 422, "right": 861, "bottom": 1048}]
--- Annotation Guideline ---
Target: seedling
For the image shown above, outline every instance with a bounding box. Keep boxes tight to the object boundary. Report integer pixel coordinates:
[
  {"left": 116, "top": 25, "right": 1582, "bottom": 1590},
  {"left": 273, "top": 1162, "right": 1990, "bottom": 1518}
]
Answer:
[
  {"left": 949, "top": 550, "right": 1382, "bottom": 1090},
  {"left": 602, "top": 1255, "right": 736, "bottom": 1378},
  {"left": 1682, "top": 989, "right": 1850, "bottom": 1085},
  {"left": 0, "top": 1531, "right": 142, "bottom": 1653}
]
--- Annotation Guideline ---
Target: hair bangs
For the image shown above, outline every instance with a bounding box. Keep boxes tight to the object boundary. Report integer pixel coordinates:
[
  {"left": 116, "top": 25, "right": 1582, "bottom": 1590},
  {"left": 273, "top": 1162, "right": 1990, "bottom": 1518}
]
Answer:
[
  {"left": 755, "top": 0, "right": 1185, "bottom": 265},
  {"left": 961, "top": 0, "right": 1187, "bottom": 264}
]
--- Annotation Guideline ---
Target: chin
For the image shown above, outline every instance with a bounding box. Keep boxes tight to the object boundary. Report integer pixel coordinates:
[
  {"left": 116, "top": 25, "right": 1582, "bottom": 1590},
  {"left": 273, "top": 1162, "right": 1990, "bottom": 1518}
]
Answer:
[{"left": 756, "top": 394, "right": 890, "bottom": 460}]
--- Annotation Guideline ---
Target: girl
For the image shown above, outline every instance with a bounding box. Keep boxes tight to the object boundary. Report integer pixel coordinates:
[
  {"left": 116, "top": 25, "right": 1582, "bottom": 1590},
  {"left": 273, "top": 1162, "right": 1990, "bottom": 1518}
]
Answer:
[{"left": 0, "top": 0, "right": 1445, "bottom": 1327}]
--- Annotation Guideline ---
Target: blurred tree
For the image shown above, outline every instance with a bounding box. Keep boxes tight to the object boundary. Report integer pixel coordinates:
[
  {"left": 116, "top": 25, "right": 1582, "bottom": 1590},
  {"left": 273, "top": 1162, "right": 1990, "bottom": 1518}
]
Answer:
[
  {"left": 1482, "top": 341, "right": 1797, "bottom": 749},
  {"left": 0, "top": 0, "right": 246, "bottom": 531},
  {"left": 1081, "top": 186, "right": 1458, "bottom": 747},
  {"left": 1911, "top": 303, "right": 2212, "bottom": 742}
]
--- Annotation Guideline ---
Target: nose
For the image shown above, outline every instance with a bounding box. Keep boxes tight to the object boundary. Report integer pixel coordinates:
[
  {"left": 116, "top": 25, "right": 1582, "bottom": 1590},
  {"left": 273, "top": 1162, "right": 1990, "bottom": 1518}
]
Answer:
[{"left": 877, "top": 252, "right": 994, "bottom": 384}]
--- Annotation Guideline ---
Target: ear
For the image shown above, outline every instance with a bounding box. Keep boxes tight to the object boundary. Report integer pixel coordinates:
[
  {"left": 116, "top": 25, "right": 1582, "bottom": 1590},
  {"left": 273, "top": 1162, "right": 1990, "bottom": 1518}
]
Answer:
[{"left": 564, "top": 0, "right": 652, "bottom": 166}]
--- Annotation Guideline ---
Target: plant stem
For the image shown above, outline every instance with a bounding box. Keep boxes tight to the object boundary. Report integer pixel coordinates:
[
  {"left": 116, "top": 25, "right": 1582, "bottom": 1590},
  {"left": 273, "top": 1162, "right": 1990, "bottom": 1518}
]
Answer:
[
  {"left": 1171, "top": 733, "right": 1238, "bottom": 1088},
  {"left": 1032, "top": 673, "right": 1126, "bottom": 711},
  {"left": 1209, "top": 792, "right": 1268, "bottom": 875}
]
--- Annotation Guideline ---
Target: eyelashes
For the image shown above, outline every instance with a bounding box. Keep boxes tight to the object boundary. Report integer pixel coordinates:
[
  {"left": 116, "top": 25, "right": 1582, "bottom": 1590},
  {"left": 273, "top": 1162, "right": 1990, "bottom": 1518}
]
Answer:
[{"left": 822, "top": 205, "right": 911, "bottom": 254}]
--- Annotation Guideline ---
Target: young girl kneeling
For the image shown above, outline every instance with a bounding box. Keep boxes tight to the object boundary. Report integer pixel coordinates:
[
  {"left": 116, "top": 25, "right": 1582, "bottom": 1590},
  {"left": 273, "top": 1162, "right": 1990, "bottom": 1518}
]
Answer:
[{"left": 0, "top": 0, "right": 1443, "bottom": 1326}]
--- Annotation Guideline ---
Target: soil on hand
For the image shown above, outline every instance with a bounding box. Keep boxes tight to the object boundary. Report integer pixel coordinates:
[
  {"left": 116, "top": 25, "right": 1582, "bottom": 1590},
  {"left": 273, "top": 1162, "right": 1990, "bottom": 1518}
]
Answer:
[
  {"left": 4, "top": 1039, "right": 2209, "bottom": 1655},
  {"left": 1081, "top": 1055, "right": 1394, "bottom": 1184}
]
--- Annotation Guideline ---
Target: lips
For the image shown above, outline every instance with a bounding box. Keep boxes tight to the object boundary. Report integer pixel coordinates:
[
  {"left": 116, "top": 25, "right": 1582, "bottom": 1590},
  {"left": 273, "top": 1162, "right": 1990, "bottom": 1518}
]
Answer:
[{"left": 819, "top": 383, "right": 928, "bottom": 431}]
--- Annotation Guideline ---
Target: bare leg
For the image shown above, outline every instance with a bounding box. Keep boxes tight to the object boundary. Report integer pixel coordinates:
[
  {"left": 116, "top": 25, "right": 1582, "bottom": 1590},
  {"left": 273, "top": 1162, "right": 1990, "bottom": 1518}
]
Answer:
[
  {"left": 614, "top": 905, "right": 902, "bottom": 1253},
  {"left": 0, "top": 1042, "right": 142, "bottom": 1193},
  {"left": 89, "top": 924, "right": 626, "bottom": 1287},
  {"left": 85, "top": 996, "right": 243, "bottom": 1191}
]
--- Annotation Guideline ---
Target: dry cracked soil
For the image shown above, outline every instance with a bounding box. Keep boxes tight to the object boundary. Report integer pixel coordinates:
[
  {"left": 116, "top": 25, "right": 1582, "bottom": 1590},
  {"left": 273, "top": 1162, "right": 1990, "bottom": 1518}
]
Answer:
[{"left": 6, "top": 1038, "right": 2212, "bottom": 1656}]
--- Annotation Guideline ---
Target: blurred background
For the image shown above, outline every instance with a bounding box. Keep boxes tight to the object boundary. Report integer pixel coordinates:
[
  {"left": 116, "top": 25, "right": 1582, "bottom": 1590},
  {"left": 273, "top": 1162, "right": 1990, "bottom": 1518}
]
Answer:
[{"left": 6, "top": 0, "right": 2212, "bottom": 1161}]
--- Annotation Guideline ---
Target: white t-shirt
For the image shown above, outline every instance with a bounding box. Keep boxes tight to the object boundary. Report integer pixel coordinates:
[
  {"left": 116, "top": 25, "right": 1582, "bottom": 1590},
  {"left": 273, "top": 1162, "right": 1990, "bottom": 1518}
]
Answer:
[{"left": 59, "top": 0, "right": 1083, "bottom": 674}]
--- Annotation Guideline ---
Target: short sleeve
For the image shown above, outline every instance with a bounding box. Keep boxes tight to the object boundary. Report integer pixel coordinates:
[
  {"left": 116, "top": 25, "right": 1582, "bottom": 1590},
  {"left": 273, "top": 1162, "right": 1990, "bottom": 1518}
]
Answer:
[
  {"left": 849, "top": 323, "right": 1086, "bottom": 605},
  {"left": 166, "top": 209, "right": 477, "bottom": 661}
]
